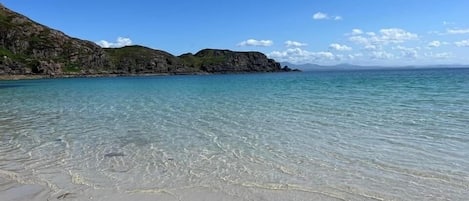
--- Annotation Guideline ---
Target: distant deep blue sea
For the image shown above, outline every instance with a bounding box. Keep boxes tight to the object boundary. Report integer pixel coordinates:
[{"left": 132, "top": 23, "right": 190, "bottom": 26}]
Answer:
[{"left": 1, "top": 68, "right": 468, "bottom": 200}]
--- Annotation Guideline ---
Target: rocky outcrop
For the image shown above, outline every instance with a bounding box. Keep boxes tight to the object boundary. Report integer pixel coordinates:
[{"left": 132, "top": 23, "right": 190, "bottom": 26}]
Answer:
[
  {"left": 183, "top": 49, "right": 283, "bottom": 73},
  {"left": 0, "top": 4, "right": 296, "bottom": 77},
  {"left": 0, "top": 4, "right": 110, "bottom": 75},
  {"left": 104, "top": 46, "right": 199, "bottom": 74}
]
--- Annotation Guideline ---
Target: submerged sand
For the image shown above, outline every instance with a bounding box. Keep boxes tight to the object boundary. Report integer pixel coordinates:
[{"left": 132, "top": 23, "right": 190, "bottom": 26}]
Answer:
[{"left": 0, "top": 176, "right": 348, "bottom": 201}]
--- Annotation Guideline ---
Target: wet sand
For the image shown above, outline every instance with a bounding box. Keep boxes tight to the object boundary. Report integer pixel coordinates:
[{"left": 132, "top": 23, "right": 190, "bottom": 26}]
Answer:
[{"left": 1, "top": 176, "right": 352, "bottom": 201}]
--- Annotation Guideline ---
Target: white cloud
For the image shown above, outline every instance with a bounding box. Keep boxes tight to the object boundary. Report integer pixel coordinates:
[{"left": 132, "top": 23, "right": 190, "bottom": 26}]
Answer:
[
  {"left": 349, "top": 35, "right": 369, "bottom": 45},
  {"left": 351, "top": 29, "right": 363, "bottom": 35},
  {"left": 425, "top": 52, "right": 452, "bottom": 59},
  {"left": 348, "top": 53, "right": 363, "bottom": 60},
  {"left": 329, "top": 43, "right": 352, "bottom": 51},
  {"left": 428, "top": 40, "right": 441, "bottom": 48},
  {"left": 285, "top": 40, "right": 308, "bottom": 47},
  {"left": 395, "top": 46, "right": 418, "bottom": 59},
  {"left": 312, "top": 51, "right": 335, "bottom": 60},
  {"left": 313, "top": 12, "right": 328, "bottom": 20},
  {"left": 427, "top": 30, "right": 441, "bottom": 35},
  {"left": 347, "top": 28, "right": 422, "bottom": 61},
  {"left": 268, "top": 48, "right": 336, "bottom": 64},
  {"left": 434, "top": 52, "right": 452, "bottom": 59},
  {"left": 431, "top": 28, "right": 469, "bottom": 36},
  {"left": 97, "top": 40, "right": 112, "bottom": 48},
  {"left": 349, "top": 28, "right": 418, "bottom": 47},
  {"left": 96, "top": 37, "right": 132, "bottom": 48},
  {"left": 364, "top": 44, "right": 378, "bottom": 50},
  {"left": 237, "top": 39, "right": 273, "bottom": 47},
  {"left": 370, "top": 51, "right": 394, "bottom": 60},
  {"left": 447, "top": 28, "right": 469, "bottom": 34},
  {"left": 443, "top": 21, "right": 455, "bottom": 26},
  {"left": 379, "top": 28, "right": 418, "bottom": 43},
  {"left": 313, "top": 12, "right": 342, "bottom": 21},
  {"left": 455, "top": 39, "right": 469, "bottom": 47}
]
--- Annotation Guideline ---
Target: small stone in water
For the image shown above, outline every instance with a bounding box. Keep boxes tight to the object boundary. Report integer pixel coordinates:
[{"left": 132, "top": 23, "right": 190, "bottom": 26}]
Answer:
[{"left": 104, "top": 152, "right": 125, "bottom": 157}]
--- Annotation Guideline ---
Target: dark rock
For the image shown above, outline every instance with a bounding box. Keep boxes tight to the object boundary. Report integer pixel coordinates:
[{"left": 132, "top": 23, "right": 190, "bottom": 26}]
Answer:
[
  {"left": 104, "top": 152, "right": 125, "bottom": 157},
  {"left": 281, "top": 65, "right": 301, "bottom": 72},
  {"left": 0, "top": 4, "right": 110, "bottom": 76},
  {"left": 190, "top": 49, "right": 285, "bottom": 73},
  {"left": 57, "top": 192, "right": 74, "bottom": 200},
  {"left": 104, "top": 45, "right": 198, "bottom": 74},
  {"left": 282, "top": 65, "right": 292, "bottom": 71}
]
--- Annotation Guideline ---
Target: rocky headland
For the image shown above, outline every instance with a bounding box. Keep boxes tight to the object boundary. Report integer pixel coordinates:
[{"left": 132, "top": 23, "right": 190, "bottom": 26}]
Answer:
[{"left": 0, "top": 4, "right": 297, "bottom": 80}]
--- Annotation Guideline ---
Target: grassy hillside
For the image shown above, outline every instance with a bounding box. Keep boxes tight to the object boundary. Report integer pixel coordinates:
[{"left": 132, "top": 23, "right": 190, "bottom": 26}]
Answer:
[{"left": 0, "top": 4, "right": 291, "bottom": 77}]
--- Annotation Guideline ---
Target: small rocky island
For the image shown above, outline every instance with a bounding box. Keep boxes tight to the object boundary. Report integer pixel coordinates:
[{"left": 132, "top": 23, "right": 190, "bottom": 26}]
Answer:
[{"left": 0, "top": 4, "right": 297, "bottom": 79}]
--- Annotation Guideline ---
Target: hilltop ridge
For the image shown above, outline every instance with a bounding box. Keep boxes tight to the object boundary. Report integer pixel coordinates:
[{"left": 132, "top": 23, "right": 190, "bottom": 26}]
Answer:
[{"left": 0, "top": 4, "right": 294, "bottom": 78}]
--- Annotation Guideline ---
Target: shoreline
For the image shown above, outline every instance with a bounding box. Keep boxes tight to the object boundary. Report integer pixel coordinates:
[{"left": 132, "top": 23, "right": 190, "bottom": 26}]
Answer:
[
  {"left": 0, "top": 71, "right": 298, "bottom": 81},
  {"left": 0, "top": 72, "right": 208, "bottom": 81}
]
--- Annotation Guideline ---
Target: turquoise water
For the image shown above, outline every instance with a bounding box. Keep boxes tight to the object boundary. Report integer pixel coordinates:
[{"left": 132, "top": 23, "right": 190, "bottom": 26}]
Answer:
[{"left": 1, "top": 69, "right": 469, "bottom": 200}]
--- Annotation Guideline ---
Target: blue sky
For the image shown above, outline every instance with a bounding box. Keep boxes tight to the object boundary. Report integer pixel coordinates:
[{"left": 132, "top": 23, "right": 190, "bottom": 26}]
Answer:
[{"left": 3, "top": 0, "right": 469, "bottom": 65}]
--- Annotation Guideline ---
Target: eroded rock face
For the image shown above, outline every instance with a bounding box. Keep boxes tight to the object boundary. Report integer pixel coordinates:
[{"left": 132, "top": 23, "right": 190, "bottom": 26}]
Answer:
[
  {"left": 0, "top": 4, "right": 110, "bottom": 75},
  {"left": 103, "top": 45, "right": 200, "bottom": 74},
  {"left": 193, "top": 49, "right": 283, "bottom": 73},
  {"left": 0, "top": 4, "right": 294, "bottom": 76}
]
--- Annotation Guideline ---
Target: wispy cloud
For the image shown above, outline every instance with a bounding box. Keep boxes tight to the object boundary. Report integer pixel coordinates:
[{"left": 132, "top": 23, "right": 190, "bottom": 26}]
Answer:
[
  {"left": 285, "top": 40, "right": 308, "bottom": 47},
  {"left": 380, "top": 28, "right": 418, "bottom": 43},
  {"left": 364, "top": 44, "right": 378, "bottom": 50},
  {"left": 237, "top": 39, "right": 273, "bottom": 47},
  {"left": 348, "top": 53, "right": 364, "bottom": 60},
  {"left": 349, "top": 28, "right": 418, "bottom": 47},
  {"left": 447, "top": 28, "right": 469, "bottom": 34},
  {"left": 313, "top": 12, "right": 328, "bottom": 20},
  {"left": 428, "top": 28, "right": 469, "bottom": 36},
  {"left": 433, "top": 52, "right": 452, "bottom": 59},
  {"left": 351, "top": 29, "right": 363, "bottom": 35},
  {"left": 425, "top": 52, "right": 453, "bottom": 59},
  {"left": 395, "top": 46, "right": 419, "bottom": 59},
  {"left": 455, "top": 39, "right": 469, "bottom": 47},
  {"left": 428, "top": 40, "right": 441, "bottom": 48},
  {"left": 329, "top": 43, "right": 352, "bottom": 51},
  {"left": 443, "top": 21, "right": 456, "bottom": 26},
  {"left": 96, "top": 37, "right": 132, "bottom": 48},
  {"left": 313, "top": 12, "right": 342, "bottom": 21},
  {"left": 268, "top": 48, "right": 336, "bottom": 64},
  {"left": 370, "top": 51, "right": 394, "bottom": 60}
]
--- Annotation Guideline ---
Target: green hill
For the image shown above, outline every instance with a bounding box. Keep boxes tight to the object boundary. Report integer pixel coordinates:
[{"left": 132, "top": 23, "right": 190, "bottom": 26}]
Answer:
[{"left": 0, "top": 4, "right": 293, "bottom": 78}]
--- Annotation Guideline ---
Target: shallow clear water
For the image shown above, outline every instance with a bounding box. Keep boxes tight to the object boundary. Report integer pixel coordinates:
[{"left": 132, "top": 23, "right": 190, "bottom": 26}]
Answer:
[{"left": 1, "top": 69, "right": 469, "bottom": 200}]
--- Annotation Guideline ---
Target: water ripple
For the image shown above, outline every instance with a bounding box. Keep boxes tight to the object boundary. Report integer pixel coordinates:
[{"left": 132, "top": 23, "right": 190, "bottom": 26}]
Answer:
[{"left": 1, "top": 69, "right": 468, "bottom": 200}]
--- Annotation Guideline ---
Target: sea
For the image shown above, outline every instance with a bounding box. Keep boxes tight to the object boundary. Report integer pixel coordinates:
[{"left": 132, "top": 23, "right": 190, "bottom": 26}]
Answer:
[{"left": 0, "top": 68, "right": 468, "bottom": 201}]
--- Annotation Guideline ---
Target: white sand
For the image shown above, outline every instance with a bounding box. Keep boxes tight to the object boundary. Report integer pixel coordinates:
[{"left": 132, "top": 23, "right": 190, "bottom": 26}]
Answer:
[{"left": 0, "top": 176, "right": 345, "bottom": 201}]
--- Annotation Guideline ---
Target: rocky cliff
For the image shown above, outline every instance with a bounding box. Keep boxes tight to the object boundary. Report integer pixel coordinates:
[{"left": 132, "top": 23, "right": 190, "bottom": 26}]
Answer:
[
  {"left": 0, "top": 4, "right": 110, "bottom": 75},
  {"left": 104, "top": 46, "right": 198, "bottom": 74},
  {"left": 181, "top": 49, "right": 285, "bottom": 73},
  {"left": 0, "top": 4, "right": 294, "bottom": 77}
]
